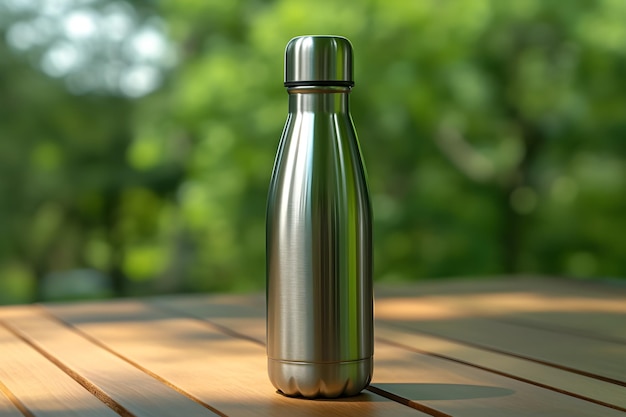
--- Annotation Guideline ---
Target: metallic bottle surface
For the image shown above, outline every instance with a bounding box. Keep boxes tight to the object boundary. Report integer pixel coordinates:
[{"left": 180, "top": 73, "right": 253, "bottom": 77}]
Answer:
[{"left": 266, "top": 36, "right": 373, "bottom": 398}]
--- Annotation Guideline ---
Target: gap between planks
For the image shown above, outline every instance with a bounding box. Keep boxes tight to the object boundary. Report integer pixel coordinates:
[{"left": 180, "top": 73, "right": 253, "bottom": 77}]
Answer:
[{"left": 0, "top": 378, "right": 34, "bottom": 417}]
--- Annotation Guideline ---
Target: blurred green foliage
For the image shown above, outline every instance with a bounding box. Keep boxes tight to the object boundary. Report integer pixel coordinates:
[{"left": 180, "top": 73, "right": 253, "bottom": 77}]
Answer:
[{"left": 1, "top": 0, "right": 625, "bottom": 303}]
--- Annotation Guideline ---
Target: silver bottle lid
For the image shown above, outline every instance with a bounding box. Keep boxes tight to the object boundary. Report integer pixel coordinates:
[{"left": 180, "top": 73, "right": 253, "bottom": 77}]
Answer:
[{"left": 284, "top": 35, "right": 354, "bottom": 87}]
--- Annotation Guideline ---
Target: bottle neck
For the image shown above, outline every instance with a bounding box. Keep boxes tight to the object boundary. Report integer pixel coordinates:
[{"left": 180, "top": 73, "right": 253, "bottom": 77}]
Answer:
[{"left": 287, "top": 86, "right": 351, "bottom": 114}]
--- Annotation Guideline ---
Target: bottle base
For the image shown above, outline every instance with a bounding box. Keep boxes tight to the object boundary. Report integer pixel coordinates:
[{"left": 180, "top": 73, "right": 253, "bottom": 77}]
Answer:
[{"left": 268, "top": 357, "right": 372, "bottom": 398}]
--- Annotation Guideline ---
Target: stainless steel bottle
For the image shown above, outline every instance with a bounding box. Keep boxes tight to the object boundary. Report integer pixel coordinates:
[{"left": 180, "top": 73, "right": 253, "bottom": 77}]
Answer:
[{"left": 266, "top": 35, "right": 373, "bottom": 398}]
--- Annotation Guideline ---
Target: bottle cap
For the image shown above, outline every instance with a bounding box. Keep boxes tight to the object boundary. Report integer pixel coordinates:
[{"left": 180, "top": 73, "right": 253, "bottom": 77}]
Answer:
[{"left": 284, "top": 35, "right": 354, "bottom": 87}]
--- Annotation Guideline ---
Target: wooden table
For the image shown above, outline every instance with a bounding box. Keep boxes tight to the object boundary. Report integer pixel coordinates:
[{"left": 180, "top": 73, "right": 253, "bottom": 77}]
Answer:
[{"left": 0, "top": 277, "right": 624, "bottom": 416}]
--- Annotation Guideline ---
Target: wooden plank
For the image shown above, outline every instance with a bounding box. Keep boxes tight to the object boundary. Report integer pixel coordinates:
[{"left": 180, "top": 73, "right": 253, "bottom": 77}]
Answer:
[
  {"left": 0, "top": 324, "right": 118, "bottom": 417},
  {"left": 153, "top": 295, "right": 626, "bottom": 417},
  {"left": 374, "top": 296, "right": 626, "bottom": 385},
  {"left": 375, "top": 278, "right": 626, "bottom": 342},
  {"left": 45, "top": 301, "right": 427, "bottom": 417},
  {"left": 376, "top": 325, "right": 626, "bottom": 411},
  {"left": 0, "top": 306, "right": 221, "bottom": 417},
  {"left": 370, "top": 341, "right": 626, "bottom": 417}
]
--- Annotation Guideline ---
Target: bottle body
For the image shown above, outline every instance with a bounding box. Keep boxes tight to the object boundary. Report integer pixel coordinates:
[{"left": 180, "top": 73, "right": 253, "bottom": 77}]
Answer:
[{"left": 266, "top": 87, "right": 373, "bottom": 398}]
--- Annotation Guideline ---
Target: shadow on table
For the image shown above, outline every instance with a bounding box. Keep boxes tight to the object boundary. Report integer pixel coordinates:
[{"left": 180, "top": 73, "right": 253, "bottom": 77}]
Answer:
[
  {"left": 369, "top": 383, "right": 514, "bottom": 400},
  {"left": 280, "top": 383, "right": 514, "bottom": 403}
]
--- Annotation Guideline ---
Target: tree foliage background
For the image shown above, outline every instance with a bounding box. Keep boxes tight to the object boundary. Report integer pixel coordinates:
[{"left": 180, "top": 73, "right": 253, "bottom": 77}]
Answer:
[{"left": 1, "top": 0, "right": 624, "bottom": 303}]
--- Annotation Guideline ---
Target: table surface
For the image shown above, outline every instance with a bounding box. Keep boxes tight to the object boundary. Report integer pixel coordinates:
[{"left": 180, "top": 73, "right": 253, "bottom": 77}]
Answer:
[{"left": 0, "top": 277, "right": 624, "bottom": 417}]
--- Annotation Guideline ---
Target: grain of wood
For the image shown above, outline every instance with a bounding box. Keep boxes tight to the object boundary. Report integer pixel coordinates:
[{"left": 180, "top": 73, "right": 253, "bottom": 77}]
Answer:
[
  {"left": 46, "top": 301, "right": 427, "bottom": 417},
  {"left": 0, "top": 306, "right": 221, "bottom": 417},
  {"left": 0, "top": 324, "right": 119, "bottom": 417}
]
